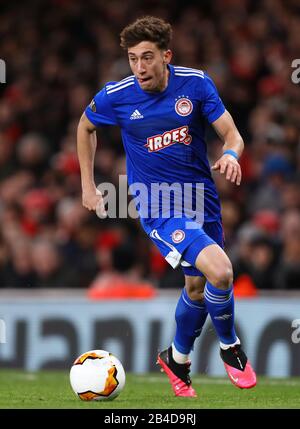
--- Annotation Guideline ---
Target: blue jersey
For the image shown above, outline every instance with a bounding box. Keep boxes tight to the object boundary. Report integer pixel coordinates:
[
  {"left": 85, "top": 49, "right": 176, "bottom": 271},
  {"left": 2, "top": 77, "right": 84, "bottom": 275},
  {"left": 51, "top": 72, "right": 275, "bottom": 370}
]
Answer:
[{"left": 85, "top": 65, "right": 225, "bottom": 230}]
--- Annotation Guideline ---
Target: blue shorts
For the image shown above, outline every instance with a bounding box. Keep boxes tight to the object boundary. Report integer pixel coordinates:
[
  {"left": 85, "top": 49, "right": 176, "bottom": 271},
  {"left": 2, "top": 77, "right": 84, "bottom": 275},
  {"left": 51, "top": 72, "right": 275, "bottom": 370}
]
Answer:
[{"left": 145, "top": 217, "right": 224, "bottom": 277}]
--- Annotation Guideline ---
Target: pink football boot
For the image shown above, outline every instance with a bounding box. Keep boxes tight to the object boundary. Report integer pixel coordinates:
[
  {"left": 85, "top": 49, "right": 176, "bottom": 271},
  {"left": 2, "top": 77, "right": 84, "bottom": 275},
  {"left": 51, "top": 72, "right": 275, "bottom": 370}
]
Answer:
[
  {"left": 157, "top": 347, "right": 197, "bottom": 397},
  {"left": 220, "top": 344, "right": 257, "bottom": 389}
]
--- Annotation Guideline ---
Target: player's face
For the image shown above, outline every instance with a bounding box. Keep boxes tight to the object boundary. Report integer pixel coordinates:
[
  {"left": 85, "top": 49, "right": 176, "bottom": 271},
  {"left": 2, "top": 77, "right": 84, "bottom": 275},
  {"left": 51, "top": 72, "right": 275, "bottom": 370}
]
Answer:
[{"left": 128, "top": 41, "right": 172, "bottom": 92}]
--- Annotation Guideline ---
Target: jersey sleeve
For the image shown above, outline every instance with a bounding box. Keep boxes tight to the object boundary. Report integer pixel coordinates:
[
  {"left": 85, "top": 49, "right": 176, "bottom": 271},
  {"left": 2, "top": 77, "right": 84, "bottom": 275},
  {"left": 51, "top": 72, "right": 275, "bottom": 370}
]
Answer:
[
  {"left": 85, "top": 87, "right": 118, "bottom": 126},
  {"left": 200, "top": 74, "right": 225, "bottom": 124}
]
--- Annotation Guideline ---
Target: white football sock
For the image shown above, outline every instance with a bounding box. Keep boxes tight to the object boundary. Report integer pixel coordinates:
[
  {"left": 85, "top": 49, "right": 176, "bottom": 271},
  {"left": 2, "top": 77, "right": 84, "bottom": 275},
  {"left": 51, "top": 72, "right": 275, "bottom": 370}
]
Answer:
[
  {"left": 171, "top": 343, "right": 190, "bottom": 364},
  {"left": 220, "top": 337, "right": 240, "bottom": 350}
]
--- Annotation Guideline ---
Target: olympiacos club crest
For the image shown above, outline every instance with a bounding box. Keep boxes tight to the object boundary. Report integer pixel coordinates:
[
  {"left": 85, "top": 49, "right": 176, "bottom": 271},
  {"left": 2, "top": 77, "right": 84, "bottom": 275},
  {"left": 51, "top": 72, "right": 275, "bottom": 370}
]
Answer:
[
  {"left": 172, "top": 230, "right": 185, "bottom": 243},
  {"left": 175, "top": 97, "right": 193, "bottom": 116}
]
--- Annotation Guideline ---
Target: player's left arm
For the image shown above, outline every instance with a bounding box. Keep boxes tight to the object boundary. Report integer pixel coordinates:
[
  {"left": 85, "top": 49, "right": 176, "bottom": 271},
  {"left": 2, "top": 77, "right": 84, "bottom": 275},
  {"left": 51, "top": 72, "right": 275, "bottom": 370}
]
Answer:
[{"left": 211, "top": 110, "right": 244, "bottom": 186}]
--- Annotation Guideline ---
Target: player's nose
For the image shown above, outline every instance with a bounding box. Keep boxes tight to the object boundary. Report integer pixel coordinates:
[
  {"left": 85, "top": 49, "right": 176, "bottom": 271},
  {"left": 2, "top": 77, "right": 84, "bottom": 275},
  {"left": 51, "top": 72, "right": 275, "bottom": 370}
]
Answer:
[{"left": 136, "top": 60, "right": 146, "bottom": 74}]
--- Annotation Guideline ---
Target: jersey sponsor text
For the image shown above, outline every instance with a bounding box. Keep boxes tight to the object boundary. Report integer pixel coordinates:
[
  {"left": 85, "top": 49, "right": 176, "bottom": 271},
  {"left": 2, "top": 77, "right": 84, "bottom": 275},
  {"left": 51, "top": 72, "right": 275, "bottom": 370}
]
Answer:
[{"left": 145, "top": 126, "right": 192, "bottom": 152}]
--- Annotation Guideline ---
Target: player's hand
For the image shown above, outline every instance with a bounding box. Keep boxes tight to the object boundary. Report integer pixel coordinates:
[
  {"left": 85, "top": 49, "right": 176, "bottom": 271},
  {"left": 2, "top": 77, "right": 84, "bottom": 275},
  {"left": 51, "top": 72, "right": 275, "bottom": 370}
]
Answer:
[
  {"left": 211, "top": 154, "right": 242, "bottom": 185},
  {"left": 82, "top": 188, "right": 107, "bottom": 218}
]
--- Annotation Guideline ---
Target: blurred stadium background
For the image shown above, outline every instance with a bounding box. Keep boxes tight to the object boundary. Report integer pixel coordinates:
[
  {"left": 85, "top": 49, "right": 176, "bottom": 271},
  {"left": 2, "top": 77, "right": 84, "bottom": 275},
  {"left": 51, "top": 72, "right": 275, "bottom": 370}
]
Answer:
[{"left": 0, "top": 0, "right": 300, "bottom": 380}]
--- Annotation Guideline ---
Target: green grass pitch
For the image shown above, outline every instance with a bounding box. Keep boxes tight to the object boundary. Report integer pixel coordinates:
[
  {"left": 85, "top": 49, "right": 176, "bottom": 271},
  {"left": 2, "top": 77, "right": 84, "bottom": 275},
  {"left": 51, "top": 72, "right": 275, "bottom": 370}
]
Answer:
[{"left": 0, "top": 370, "right": 300, "bottom": 409}]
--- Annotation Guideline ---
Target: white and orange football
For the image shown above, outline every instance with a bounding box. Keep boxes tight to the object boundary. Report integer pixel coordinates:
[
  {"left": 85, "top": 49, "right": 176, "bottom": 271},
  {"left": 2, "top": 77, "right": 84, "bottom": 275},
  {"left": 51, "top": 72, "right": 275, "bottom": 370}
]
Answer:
[{"left": 70, "top": 350, "right": 125, "bottom": 401}]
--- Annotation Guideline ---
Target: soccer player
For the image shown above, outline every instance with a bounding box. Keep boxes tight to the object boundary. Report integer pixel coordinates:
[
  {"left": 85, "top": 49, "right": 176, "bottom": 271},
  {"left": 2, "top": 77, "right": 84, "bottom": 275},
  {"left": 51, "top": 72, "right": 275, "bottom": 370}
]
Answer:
[{"left": 77, "top": 16, "right": 257, "bottom": 397}]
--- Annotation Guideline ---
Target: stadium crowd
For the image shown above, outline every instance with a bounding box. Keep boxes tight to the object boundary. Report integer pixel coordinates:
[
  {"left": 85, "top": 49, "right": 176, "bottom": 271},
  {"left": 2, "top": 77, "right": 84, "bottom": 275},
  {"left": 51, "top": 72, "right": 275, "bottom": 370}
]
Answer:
[{"left": 0, "top": 0, "right": 299, "bottom": 291}]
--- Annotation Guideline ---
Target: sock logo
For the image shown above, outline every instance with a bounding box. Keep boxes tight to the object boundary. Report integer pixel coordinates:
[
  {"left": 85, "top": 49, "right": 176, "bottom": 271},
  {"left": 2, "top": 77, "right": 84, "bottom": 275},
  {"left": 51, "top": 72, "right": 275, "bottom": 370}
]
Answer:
[{"left": 214, "top": 313, "right": 232, "bottom": 320}]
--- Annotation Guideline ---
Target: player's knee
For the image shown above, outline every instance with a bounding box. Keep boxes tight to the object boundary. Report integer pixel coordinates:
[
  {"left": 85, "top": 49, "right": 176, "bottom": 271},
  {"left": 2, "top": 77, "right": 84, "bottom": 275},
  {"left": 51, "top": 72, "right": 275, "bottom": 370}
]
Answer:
[{"left": 211, "top": 262, "right": 233, "bottom": 290}]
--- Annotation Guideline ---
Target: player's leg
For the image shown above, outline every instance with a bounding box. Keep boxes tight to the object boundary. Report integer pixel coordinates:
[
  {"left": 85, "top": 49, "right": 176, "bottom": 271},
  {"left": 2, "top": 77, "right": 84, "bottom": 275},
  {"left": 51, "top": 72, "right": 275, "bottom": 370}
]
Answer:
[
  {"left": 151, "top": 217, "right": 255, "bottom": 391},
  {"left": 194, "top": 244, "right": 237, "bottom": 345},
  {"left": 188, "top": 243, "right": 256, "bottom": 388},
  {"left": 185, "top": 274, "right": 205, "bottom": 300},
  {"left": 153, "top": 219, "right": 220, "bottom": 396},
  {"left": 172, "top": 275, "right": 206, "bottom": 363},
  {"left": 157, "top": 275, "right": 207, "bottom": 398}
]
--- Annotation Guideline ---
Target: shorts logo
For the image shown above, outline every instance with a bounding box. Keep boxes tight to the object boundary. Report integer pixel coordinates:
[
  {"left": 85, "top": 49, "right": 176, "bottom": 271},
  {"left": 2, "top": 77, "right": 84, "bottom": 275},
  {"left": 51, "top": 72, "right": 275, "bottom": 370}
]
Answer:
[
  {"left": 175, "top": 97, "right": 193, "bottom": 116},
  {"left": 172, "top": 230, "right": 185, "bottom": 243}
]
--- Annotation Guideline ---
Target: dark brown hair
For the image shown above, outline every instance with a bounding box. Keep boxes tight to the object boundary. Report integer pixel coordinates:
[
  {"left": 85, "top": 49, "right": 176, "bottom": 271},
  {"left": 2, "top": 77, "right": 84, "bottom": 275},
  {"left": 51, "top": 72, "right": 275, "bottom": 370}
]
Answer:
[{"left": 120, "top": 16, "right": 172, "bottom": 51}]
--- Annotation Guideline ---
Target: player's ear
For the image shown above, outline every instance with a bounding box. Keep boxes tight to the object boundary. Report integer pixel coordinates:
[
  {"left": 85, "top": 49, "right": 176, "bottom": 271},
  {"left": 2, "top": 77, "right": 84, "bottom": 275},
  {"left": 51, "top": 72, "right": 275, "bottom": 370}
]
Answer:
[{"left": 163, "top": 49, "right": 172, "bottom": 64}]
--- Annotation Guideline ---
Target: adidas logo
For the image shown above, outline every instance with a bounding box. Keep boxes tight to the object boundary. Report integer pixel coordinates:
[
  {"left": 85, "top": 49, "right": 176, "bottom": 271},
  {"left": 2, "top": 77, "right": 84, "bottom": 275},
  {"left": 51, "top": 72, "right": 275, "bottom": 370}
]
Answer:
[{"left": 130, "top": 109, "right": 144, "bottom": 120}]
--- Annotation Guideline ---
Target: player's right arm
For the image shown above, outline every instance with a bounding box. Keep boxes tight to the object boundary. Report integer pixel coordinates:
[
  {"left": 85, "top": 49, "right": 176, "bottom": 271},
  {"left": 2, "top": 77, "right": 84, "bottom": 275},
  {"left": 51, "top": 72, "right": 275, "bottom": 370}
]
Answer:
[
  {"left": 77, "top": 113, "right": 106, "bottom": 215},
  {"left": 77, "top": 86, "right": 118, "bottom": 216}
]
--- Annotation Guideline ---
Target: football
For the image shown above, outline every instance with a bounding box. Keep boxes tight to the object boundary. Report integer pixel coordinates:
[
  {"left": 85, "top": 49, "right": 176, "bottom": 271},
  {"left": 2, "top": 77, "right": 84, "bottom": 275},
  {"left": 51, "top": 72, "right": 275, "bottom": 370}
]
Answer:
[{"left": 69, "top": 349, "right": 125, "bottom": 401}]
